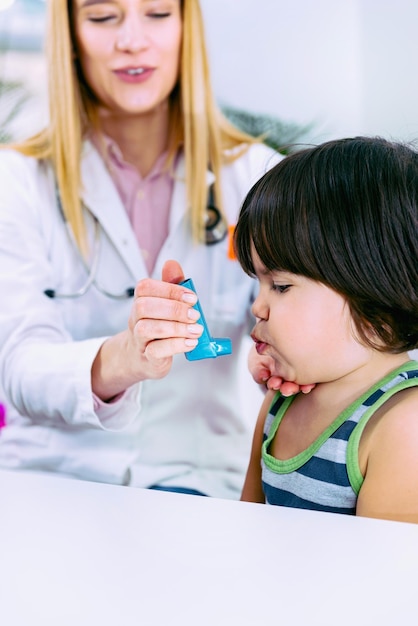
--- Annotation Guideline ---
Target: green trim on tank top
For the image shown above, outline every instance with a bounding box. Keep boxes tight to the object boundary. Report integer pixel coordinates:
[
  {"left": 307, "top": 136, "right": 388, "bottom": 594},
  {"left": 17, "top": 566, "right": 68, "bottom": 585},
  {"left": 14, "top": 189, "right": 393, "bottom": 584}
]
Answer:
[
  {"left": 262, "top": 360, "right": 418, "bottom": 476},
  {"left": 347, "top": 364, "right": 418, "bottom": 495}
]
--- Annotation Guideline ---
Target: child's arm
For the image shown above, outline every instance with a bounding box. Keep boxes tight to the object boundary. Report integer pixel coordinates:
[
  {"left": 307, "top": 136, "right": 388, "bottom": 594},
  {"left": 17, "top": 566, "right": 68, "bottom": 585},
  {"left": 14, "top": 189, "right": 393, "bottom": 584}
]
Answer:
[
  {"left": 357, "top": 388, "right": 418, "bottom": 524},
  {"left": 241, "top": 389, "right": 276, "bottom": 503}
]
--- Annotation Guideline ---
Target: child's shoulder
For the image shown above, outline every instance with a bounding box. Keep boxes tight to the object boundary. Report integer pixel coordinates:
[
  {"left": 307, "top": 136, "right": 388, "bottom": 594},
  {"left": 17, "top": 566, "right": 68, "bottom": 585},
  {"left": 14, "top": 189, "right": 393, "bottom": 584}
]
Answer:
[
  {"left": 383, "top": 384, "right": 418, "bottom": 423},
  {"left": 358, "top": 385, "right": 418, "bottom": 522},
  {"left": 366, "top": 385, "right": 418, "bottom": 452},
  {"left": 259, "top": 389, "right": 278, "bottom": 418}
]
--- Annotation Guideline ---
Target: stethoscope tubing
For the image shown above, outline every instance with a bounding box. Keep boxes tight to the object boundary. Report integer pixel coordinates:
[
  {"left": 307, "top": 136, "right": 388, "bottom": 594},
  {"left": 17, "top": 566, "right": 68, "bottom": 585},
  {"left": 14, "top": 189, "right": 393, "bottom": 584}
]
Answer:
[
  {"left": 44, "top": 186, "right": 135, "bottom": 300},
  {"left": 45, "top": 182, "right": 228, "bottom": 300}
]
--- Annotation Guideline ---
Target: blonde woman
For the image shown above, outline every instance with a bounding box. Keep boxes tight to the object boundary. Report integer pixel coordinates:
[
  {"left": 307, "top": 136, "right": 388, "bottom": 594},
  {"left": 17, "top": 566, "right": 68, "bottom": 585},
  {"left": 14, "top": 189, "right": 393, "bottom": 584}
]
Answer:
[{"left": 0, "top": 0, "right": 306, "bottom": 497}]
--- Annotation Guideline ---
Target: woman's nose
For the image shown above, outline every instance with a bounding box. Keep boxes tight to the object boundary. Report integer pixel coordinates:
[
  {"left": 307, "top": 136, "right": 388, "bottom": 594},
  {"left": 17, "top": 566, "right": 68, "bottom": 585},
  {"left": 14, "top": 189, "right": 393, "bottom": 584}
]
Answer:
[{"left": 115, "top": 17, "right": 148, "bottom": 52}]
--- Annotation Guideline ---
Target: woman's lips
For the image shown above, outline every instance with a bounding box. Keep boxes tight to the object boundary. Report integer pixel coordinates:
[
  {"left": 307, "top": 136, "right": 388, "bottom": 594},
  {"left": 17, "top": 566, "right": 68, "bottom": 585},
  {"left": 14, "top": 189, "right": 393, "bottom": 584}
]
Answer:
[{"left": 113, "top": 67, "right": 154, "bottom": 83}]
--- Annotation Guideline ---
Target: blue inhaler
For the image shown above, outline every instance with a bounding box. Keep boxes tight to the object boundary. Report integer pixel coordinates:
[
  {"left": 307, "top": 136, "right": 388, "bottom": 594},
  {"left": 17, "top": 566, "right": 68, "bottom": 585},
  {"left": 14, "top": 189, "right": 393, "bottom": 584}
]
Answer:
[{"left": 180, "top": 279, "right": 232, "bottom": 361}]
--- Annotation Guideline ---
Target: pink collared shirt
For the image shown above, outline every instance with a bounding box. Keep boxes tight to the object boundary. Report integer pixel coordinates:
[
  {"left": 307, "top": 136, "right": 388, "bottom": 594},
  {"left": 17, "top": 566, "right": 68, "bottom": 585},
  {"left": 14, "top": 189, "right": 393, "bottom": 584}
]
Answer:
[{"left": 99, "top": 135, "right": 176, "bottom": 275}]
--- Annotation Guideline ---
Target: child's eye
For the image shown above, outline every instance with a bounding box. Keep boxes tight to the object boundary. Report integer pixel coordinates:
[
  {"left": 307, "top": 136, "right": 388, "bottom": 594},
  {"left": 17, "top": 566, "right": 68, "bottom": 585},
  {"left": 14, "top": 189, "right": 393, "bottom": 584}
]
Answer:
[{"left": 272, "top": 283, "right": 291, "bottom": 294}]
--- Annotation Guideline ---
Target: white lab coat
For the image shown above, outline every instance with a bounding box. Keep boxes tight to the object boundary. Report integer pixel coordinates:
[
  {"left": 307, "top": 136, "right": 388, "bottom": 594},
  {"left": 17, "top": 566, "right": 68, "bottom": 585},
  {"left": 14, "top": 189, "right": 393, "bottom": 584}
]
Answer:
[{"left": 0, "top": 140, "right": 279, "bottom": 498}]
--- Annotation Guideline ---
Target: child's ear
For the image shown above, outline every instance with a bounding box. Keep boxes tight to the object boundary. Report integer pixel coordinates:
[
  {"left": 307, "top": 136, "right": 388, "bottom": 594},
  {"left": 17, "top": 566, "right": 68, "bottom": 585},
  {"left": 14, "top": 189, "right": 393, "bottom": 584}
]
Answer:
[{"left": 359, "top": 316, "right": 393, "bottom": 350}]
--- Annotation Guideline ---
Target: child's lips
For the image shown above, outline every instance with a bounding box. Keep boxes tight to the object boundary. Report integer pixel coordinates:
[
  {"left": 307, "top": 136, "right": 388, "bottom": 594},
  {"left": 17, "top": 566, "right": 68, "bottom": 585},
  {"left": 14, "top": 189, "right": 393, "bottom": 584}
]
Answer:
[
  {"left": 256, "top": 341, "right": 269, "bottom": 355},
  {"left": 251, "top": 333, "right": 268, "bottom": 354}
]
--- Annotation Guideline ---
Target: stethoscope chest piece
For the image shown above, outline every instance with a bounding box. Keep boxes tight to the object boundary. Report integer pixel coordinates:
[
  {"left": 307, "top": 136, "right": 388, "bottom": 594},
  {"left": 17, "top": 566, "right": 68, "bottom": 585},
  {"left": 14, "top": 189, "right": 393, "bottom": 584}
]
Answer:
[{"left": 205, "top": 184, "right": 228, "bottom": 245}]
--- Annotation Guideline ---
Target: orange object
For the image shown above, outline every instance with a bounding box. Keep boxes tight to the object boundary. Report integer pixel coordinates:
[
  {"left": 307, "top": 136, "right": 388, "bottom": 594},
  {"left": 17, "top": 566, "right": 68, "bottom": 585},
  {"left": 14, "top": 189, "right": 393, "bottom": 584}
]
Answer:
[{"left": 227, "top": 225, "right": 236, "bottom": 260}]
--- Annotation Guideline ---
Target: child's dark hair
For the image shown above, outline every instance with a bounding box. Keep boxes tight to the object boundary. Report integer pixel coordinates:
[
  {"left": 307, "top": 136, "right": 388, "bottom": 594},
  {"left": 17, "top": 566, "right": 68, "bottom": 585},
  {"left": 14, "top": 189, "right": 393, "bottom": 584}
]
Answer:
[{"left": 234, "top": 136, "right": 418, "bottom": 352}]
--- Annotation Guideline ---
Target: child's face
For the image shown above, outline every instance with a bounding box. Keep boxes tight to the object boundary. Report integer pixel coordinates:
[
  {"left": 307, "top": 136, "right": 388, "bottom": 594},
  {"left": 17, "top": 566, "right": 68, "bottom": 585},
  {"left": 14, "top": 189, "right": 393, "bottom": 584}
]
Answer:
[{"left": 250, "top": 248, "right": 370, "bottom": 385}]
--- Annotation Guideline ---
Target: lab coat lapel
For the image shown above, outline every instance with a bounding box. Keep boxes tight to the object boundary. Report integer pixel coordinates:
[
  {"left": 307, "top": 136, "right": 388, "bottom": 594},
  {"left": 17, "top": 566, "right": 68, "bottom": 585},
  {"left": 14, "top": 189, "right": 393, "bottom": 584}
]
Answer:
[
  {"left": 80, "top": 145, "right": 215, "bottom": 280},
  {"left": 152, "top": 154, "right": 215, "bottom": 278},
  {"left": 80, "top": 141, "right": 147, "bottom": 280},
  {"left": 167, "top": 155, "right": 215, "bottom": 235}
]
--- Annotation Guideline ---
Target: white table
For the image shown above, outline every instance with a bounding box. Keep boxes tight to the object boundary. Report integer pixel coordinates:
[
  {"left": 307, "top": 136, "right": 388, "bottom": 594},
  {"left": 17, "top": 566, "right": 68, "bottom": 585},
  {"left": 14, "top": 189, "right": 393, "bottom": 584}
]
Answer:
[{"left": 1, "top": 469, "right": 417, "bottom": 626}]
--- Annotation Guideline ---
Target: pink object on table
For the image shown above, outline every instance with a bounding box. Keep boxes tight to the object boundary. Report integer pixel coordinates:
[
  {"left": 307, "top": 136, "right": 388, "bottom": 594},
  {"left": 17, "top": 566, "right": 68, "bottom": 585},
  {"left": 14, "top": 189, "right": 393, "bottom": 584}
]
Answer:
[{"left": 0, "top": 403, "right": 6, "bottom": 429}]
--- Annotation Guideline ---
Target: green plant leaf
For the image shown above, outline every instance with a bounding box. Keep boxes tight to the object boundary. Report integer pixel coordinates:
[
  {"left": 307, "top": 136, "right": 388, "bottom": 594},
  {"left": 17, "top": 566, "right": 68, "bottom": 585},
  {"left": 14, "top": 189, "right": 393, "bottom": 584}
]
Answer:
[{"left": 221, "top": 104, "right": 313, "bottom": 155}]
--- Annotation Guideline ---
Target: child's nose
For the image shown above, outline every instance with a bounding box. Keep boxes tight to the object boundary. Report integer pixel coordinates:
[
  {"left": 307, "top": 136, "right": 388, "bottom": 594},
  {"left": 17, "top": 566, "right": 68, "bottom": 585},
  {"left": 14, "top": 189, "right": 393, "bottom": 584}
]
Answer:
[{"left": 251, "top": 291, "right": 269, "bottom": 321}]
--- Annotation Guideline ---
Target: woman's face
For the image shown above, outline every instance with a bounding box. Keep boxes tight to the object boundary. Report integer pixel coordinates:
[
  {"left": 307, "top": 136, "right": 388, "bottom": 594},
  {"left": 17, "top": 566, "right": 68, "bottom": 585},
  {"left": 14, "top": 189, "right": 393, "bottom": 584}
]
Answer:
[{"left": 73, "top": 0, "right": 182, "bottom": 117}]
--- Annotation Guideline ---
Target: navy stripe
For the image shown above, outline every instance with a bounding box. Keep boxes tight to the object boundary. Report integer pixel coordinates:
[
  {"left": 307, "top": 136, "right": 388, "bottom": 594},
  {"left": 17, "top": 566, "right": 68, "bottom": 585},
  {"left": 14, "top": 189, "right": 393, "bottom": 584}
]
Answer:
[
  {"left": 363, "top": 388, "right": 385, "bottom": 406},
  {"left": 261, "top": 368, "right": 418, "bottom": 516},
  {"left": 262, "top": 482, "right": 355, "bottom": 515},
  {"left": 270, "top": 394, "right": 286, "bottom": 415},
  {"left": 331, "top": 419, "right": 358, "bottom": 441},
  {"left": 296, "top": 456, "right": 351, "bottom": 487}
]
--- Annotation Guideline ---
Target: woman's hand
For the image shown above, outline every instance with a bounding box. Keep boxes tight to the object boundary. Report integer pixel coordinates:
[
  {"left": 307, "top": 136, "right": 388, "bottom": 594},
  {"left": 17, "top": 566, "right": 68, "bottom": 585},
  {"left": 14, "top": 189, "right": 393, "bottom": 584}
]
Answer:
[
  {"left": 127, "top": 260, "right": 203, "bottom": 375},
  {"left": 248, "top": 345, "right": 316, "bottom": 397},
  {"left": 92, "top": 260, "right": 203, "bottom": 400}
]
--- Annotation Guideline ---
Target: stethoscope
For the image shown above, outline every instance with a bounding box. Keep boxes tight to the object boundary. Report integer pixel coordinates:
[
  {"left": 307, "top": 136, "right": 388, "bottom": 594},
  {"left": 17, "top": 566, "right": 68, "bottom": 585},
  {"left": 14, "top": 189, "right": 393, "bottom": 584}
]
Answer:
[
  {"left": 44, "top": 183, "right": 228, "bottom": 300},
  {"left": 203, "top": 184, "right": 228, "bottom": 246}
]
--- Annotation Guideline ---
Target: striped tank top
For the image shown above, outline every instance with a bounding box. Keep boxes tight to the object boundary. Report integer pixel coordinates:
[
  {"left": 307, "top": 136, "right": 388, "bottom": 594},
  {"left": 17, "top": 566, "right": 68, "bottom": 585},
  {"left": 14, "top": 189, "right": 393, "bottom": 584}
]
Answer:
[{"left": 262, "top": 361, "right": 418, "bottom": 515}]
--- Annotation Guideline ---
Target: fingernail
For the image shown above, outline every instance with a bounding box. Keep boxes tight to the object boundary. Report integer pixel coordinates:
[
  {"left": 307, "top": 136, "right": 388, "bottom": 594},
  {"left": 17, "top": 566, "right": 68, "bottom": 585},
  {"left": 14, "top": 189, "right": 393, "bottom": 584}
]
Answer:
[
  {"left": 187, "top": 308, "right": 200, "bottom": 321},
  {"left": 185, "top": 339, "right": 198, "bottom": 347},
  {"left": 188, "top": 324, "right": 202, "bottom": 334},
  {"left": 182, "top": 292, "right": 197, "bottom": 304}
]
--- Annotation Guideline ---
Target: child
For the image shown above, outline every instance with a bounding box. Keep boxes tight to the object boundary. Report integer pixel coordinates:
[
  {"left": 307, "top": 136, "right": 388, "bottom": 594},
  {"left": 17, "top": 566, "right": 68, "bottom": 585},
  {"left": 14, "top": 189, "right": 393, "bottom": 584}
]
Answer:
[{"left": 234, "top": 136, "right": 418, "bottom": 523}]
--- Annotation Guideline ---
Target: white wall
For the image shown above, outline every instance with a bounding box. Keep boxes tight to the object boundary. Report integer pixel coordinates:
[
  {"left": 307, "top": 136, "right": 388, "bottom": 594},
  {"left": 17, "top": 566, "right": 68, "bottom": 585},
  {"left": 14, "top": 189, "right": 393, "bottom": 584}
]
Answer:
[
  {"left": 0, "top": 50, "right": 47, "bottom": 138},
  {"left": 200, "top": 0, "right": 418, "bottom": 143},
  {"left": 360, "top": 0, "right": 418, "bottom": 141},
  {"left": 1, "top": 1, "right": 418, "bottom": 143}
]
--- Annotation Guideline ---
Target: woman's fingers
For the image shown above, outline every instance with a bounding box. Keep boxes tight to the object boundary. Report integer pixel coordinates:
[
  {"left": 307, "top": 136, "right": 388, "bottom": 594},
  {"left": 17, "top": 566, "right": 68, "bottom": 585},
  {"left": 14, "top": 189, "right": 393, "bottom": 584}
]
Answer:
[
  {"left": 129, "top": 262, "right": 203, "bottom": 363},
  {"left": 134, "top": 277, "right": 196, "bottom": 305},
  {"left": 133, "top": 318, "right": 203, "bottom": 344},
  {"left": 161, "top": 259, "right": 185, "bottom": 284},
  {"left": 133, "top": 294, "right": 200, "bottom": 325},
  {"left": 143, "top": 335, "right": 200, "bottom": 360}
]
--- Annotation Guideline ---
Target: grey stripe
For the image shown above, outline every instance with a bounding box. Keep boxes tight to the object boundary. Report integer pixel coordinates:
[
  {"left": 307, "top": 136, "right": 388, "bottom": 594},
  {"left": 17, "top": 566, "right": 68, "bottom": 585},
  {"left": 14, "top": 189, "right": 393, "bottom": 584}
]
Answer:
[
  {"left": 314, "top": 438, "right": 347, "bottom": 464},
  {"left": 262, "top": 465, "right": 355, "bottom": 508},
  {"left": 264, "top": 411, "right": 275, "bottom": 435}
]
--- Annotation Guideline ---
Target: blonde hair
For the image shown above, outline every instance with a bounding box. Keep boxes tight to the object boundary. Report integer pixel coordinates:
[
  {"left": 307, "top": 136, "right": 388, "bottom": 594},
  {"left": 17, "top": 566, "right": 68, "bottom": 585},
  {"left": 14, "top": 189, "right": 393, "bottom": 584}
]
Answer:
[{"left": 9, "top": 0, "right": 260, "bottom": 252}]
